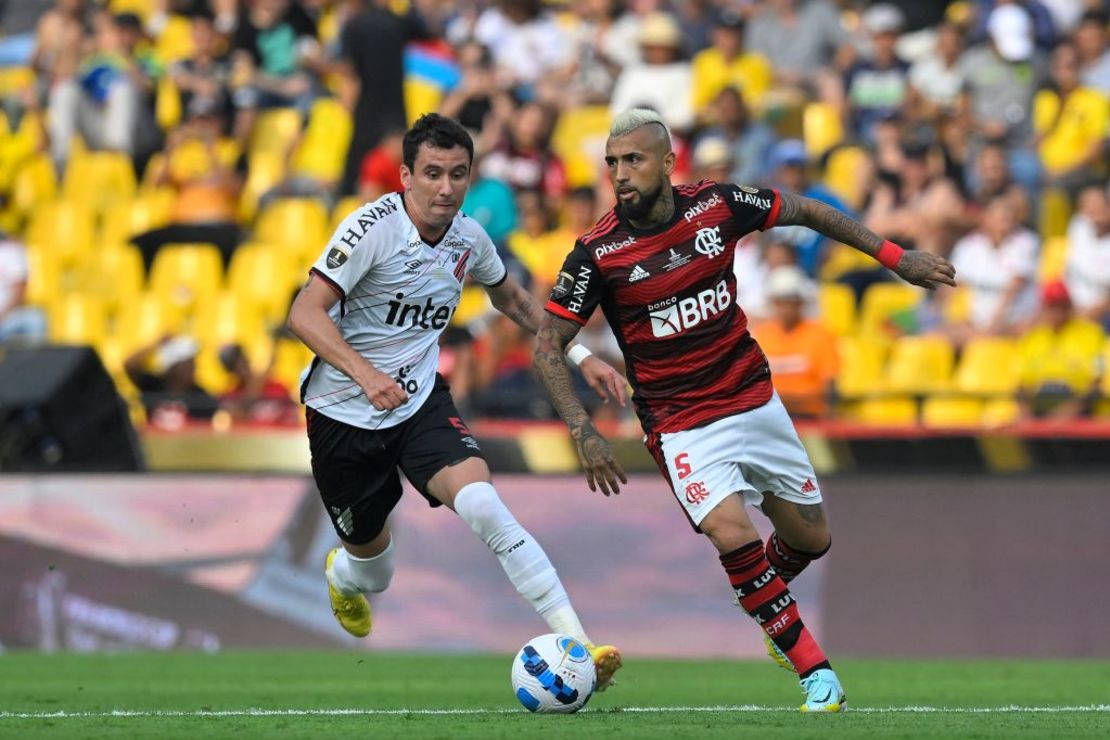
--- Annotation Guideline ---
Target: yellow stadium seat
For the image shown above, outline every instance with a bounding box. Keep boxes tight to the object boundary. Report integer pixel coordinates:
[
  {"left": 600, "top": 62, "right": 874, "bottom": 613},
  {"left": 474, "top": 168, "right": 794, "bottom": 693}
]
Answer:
[
  {"left": 148, "top": 243, "right": 224, "bottom": 317},
  {"left": 272, "top": 335, "right": 313, "bottom": 391},
  {"left": 921, "top": 396, "right": 984, "bottom": 428},
  {"left": 941, "top": 286, "right": 970, "bottom": 325},
  {"left": 25, "top": 202, "right": 96, "bottom": 268},
  {"left": 100, "top": 190, "right": 175, "bottom": 245},
  {"left": 72, "top": 243, "right": 145, "bottom": 318},
  {"left": 62, "top": 151, "right": 137, "bottom": 214},
  {"left": 816, "top": 282, "right": 856, "bottom": 336},
  {"left": 291, "top": 98, "right": 353, "bottom": 184},
  {"left": 551, "top": 105, "right": 612, "bottom": 164},
  {"left": 95, "top": 337, "right": 139, "bottom": 397},
  {"left": 857, "top": 283, "right": 923, "bottom": 338},
  {"left": 254, "top": 198, "right": 330, "bottom": 260},
  {"left": 803, "top": 102, "right": 844, "bottom": 158},
  {"left": 885, "top": 335, "right": 954, "bottom": 395},
  {"left": 954, "top": 337, "right": 1020, "bottom": 395},
  {"left": 981, "top": 397, "right": 1021, "bottom": 427},
  {"left": 819, "top": 242, "right": 885, "bottom": 281},
  {"left": 195, "top": 290, "right": 267, "bottom": 348},
  {"left": 227, "top": 245, "right": 299, "bottom": 323},
  {"left": 0, "top": 66, "right": 35, "bottom": 99},
  {"left": 114, "top": 290, "right": 185, "bottom": 350},
  {"left": 248, "top": 107, "right": 303, "bottom": 159},
  {"left": 49, "top": 293, "right": 109, "bottom": 348},
  {"left": 109, "top": 0, "right": 155, "bottom": 21},
  {"left": 154, "top": 14, "right": 196, "bottom": 64},
  {"left": 6, "top": 153, "right": 58, "bottom": 226},
  {"left": 155, "top": 73, "right": 182, "bottom": 130},
  {"left": 24, "top": 246, "right": 60, "bottom": 308},
  {"left": 848, "top": 396, "right": 918, "bottom": 425},
  {"left": 823, "top": 146, "right": 869, "bottom": 210},
  {"left": 1039, "top": 188, "right": 1072, "bottom": 240},
  {"left": 194, "top": 344, "right": 235, "bottom": 395},
  {"left": 403, "top": 78, "right": 443, "bottom": 125},
  {"left": 1038, "top": 236, "right": 1069, "bottom": 283},
  {"left": 835, "top": 335, "right": 887, "bottom": 399},
  {"left": 331, "top": 195, "right": 365, "bottom": 232},
  {"left": 239, "top": 151, "right": 287, "bottom": 222}
]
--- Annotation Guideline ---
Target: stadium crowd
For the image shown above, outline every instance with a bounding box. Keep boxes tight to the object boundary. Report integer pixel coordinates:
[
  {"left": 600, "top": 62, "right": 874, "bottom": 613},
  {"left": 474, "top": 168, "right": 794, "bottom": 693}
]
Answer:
[{"left": 0, "top": 0, "right": 1109, "bottom": 429}]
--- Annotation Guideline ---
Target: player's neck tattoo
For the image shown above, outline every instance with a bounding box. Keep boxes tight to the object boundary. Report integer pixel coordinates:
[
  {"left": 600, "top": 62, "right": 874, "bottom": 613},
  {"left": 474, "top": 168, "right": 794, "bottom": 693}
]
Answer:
[{"left": 625, "top": 186, "right": 676, "bottom": 230}]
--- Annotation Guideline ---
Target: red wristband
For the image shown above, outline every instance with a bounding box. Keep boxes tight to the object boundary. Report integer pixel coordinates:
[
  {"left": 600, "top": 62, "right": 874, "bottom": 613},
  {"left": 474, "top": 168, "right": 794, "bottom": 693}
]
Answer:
[{"left": 876, "top": 240, "right": 904, "bottom": 270}]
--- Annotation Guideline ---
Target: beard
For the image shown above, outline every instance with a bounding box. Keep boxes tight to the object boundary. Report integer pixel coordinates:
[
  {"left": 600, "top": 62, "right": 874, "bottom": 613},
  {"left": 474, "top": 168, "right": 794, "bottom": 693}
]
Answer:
[{"left": 617, "top": 180, "right": 665, "bottom": 221}]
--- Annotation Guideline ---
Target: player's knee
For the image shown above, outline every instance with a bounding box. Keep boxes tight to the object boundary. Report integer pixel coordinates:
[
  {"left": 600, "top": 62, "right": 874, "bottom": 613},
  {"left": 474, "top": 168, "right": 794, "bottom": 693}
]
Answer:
[
  {"left": 701, "top": 517, "right": 761, "bottom": 554},
  {"left": 454, "top": 480, "right": 515, "bottom": 548}
]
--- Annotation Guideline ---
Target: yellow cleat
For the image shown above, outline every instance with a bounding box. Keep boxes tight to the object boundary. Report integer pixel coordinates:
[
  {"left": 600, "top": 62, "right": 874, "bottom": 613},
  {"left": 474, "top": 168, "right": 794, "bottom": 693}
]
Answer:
[
  {"left": 586, "top": 643, "right": 623, "bottom": 692},
  {"left": 764, "top": 634, "right": 797, "bottom": 673},
  {"left": 325, "top": 548, "right": 371, "bottom": 637}
]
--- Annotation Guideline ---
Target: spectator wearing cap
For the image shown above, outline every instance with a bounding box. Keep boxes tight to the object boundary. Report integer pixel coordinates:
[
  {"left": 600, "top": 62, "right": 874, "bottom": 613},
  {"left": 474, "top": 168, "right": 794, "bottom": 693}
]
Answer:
[
  {"left": 843, "top": 3, "right": 911, "bottom": 143},
  {"left": 124, "top": 335, "right": 219, "bottom": 426},
  {"left": 690, "top": 10, "right": 771, "bottom": 120},
  {"left": 958, "top": 4, "right": 1047, "bottom": 193},
  {"left": 696, "top": 86, "right": 777, "bottom": 187},
  {"left": 750, "top": 266, "right": 838, "bottom": 419},
  {"left": 972, "top": 0, "right": 1058, "bottom": 52},
  {"left": 609, "top": 12, "right": 694, "bottom": 132},
  {"left": 1064, "top": 184, "right": 1110, "bottom": 328},
  {"left": 1075, "top": 11, "right": 1110, "bottom": 94},
  {"left": 1016, "top": 280, "right": 1105, "bottom": 419},
  {"left": 766, "top": 139, "right": 853, "bottom": 277},
  {"left": 690, "top": 137, "right": 733, "bottom": 183},
  {"left": 1032, "top": 40, "right": 1110, "bottom": 196},
  {"left": 945, "top": 196, "right": 1040, "bottom": 341}
]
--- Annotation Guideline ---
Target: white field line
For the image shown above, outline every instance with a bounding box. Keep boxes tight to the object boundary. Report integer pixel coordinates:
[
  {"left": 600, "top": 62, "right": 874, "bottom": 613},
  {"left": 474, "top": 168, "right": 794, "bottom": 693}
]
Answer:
[{"left": 1, "top": 705, "right": 1108, "bottom": 719}]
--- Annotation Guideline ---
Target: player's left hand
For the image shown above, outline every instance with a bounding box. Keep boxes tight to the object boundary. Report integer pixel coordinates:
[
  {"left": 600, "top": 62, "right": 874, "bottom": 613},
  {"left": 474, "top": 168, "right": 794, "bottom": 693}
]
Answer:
[
  {"left": 578, "top": 355, "right": 628, "bottom": 407},
  {"left": 894, "top": 250, "right": 957, "bottom": 290}
]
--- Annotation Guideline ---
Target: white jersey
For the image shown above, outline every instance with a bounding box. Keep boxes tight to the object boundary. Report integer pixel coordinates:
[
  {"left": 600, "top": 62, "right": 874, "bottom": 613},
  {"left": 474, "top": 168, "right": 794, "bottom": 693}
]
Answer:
[{"left": 300, "top": 193, "right": 507, "bottom": 430}]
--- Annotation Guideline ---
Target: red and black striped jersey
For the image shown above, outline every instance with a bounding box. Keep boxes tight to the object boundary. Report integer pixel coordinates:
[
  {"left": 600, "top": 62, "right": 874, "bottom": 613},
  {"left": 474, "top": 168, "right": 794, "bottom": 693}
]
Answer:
[{"left": 545, "top": 180, "right": 781, "bottom": 434}]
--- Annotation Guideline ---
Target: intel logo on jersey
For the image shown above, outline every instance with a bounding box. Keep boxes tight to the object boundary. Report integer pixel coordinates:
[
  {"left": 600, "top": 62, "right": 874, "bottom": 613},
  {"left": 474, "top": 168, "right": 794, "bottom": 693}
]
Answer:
[
  {"left": 648, "top": 280, "right": 732, "bottom": 337},
  {"left": 385, "top": 293, "right": 455, "bottom": 330},
  {"left": 594, "top": 235, "right": 635, "bottom": 259},
  {"left": 683, "top": 192, "right": 722, "bottom": 222}
]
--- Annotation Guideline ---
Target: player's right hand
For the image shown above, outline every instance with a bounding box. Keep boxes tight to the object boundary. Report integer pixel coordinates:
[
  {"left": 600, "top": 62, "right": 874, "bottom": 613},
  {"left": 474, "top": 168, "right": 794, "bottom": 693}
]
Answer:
[
  {"left": 894, "top": 250, "right": 957, "bottom": 290},
  {"left": 575, "top": 429, "right": 627, "bottom": 497},
  {"left": 361, "top": 368, "right": 408, "bottom": 411}
]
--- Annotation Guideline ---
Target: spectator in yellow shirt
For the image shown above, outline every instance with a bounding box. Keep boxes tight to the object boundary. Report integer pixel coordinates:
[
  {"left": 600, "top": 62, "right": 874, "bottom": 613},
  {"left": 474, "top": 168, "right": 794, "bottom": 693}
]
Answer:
[
  {"left": 508, "top": 187, "right": 597, "bottom": 294},
  {"left": 751, "top": 266, "right": 839, "bottom": 419},
  {"left": 1033, "top": 41, "right": 1110, "bottom": 195},
  {"left": 690, "top": 10, "right": 772, "bottom": 120},
  {"left": 1017, "top": 280, "right": 1105, "bottom": 418}
]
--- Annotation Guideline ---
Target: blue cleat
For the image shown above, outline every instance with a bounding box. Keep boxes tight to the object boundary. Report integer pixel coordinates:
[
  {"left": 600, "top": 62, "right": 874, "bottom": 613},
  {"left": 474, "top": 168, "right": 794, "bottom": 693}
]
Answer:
[{"left": 799, "top": 668, "right": 846, "bottom": 713}]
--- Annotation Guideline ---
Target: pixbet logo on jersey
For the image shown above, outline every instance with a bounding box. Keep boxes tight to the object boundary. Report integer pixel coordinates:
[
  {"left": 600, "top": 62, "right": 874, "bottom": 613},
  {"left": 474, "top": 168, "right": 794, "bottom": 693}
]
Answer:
[{"left": 647, "top": 279, "right": 732, "bottom": 337}]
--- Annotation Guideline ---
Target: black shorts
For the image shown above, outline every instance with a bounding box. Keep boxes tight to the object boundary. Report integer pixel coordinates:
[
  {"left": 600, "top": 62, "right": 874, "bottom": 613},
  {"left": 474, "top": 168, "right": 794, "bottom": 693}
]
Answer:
[{"left": 306, "top": 374, "right": 485, "bottom": 545}]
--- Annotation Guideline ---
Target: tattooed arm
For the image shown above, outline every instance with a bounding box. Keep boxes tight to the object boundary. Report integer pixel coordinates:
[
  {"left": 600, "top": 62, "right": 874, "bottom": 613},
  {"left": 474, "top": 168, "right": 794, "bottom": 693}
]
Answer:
[
  {"left": 775, "top": 191, "right": 957, "bottom": 290},
  {"left": 534, "top": 313, "right": 628, "bottom": 496},
  {"left": 485, "top": 276, "right": 627, "bottom": 405}
]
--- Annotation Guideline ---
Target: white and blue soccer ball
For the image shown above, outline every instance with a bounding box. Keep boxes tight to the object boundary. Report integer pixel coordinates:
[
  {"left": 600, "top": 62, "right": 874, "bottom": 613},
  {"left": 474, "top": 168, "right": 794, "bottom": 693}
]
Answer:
[{"left": 510, "top": 633, "right": 596, "bottom": 713}]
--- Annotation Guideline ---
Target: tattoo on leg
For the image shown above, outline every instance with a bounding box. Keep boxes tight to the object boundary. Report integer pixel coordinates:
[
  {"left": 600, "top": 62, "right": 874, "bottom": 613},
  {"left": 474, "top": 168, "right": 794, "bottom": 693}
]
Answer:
[{"left": 793, "top": 502, "right": 825, "bottom": 526}]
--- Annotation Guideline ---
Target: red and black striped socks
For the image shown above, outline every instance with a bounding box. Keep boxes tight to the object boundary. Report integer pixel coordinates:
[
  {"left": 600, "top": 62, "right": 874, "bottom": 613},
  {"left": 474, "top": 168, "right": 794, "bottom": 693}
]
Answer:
[
  {"left": 719, "top": 540, "right": 831, "bottom": 678},
  {"left": 765, "top": 532, "right": 830, "bottom": 583}
]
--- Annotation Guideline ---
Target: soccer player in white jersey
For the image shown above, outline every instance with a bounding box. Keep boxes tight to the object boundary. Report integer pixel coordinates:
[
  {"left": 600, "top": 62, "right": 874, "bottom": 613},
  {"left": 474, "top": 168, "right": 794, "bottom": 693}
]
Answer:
[{"left": 287, "top": 114, "right": 624, "bottom": 688}]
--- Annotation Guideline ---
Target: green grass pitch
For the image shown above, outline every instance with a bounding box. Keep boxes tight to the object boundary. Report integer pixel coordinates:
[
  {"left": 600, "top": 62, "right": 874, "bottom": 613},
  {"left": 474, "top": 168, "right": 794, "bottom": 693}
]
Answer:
[{"left": 1, "top": 652, "right": 1108, "bottom": 738}]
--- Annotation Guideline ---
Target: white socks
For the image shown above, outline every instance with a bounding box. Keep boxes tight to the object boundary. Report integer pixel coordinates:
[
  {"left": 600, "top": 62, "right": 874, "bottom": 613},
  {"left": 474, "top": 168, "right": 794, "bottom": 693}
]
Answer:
[
  {"left": 329, "top": 539, "right": 395, "bottom": 596},
  {"left": 454, "top": 481, "right": 590, "bottom": 644}
]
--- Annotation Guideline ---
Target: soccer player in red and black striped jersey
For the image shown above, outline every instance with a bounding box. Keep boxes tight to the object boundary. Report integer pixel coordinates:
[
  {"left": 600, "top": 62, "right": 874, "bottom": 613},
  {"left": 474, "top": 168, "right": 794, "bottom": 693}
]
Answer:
[{"left": 534, "top": 109, "right": 957, "bottom": 712}]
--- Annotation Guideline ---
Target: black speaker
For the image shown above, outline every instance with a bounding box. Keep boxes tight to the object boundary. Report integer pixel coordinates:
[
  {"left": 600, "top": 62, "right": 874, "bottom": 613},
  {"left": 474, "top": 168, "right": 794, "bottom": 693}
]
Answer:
[{"left": 0, "top": 345, "right": 144, "bottom": 471}]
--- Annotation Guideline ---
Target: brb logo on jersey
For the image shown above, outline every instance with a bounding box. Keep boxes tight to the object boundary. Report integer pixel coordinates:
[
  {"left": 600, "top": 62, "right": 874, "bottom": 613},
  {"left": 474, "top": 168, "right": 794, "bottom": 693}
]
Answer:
[
  {"left": 694, "top": 226, "right": 725, "bottom": 259},
  {"left": 647, "top": 279, "right": 732, "bottom": 337}
]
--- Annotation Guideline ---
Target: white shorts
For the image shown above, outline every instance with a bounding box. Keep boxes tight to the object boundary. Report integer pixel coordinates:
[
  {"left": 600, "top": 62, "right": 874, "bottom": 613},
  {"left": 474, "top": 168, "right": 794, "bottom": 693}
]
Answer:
[{"left": 651, "top": 393, "right": 822, "bottom": 527}]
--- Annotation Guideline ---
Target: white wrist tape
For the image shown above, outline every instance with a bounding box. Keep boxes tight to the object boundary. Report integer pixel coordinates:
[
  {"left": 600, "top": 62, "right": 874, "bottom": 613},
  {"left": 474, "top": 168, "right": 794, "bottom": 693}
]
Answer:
[{"left": 566, "top": 344, "right": 593, "bottom": 367}]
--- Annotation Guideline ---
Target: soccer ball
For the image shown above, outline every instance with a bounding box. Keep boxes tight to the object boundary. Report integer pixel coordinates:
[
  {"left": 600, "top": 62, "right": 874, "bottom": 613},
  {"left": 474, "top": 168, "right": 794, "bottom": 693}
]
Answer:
[{"left": 510, "top": 633, "right": 596, "bottom": 713}]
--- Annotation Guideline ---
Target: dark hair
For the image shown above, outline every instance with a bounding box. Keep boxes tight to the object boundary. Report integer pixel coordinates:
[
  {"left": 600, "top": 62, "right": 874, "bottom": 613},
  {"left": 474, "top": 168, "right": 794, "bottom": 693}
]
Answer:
[
  {"left": 402, "top": 113, "right": 474, "bottom": 171},
  {"left": 1080, "top": 10, "right": 1109, "bottom": 28}
]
